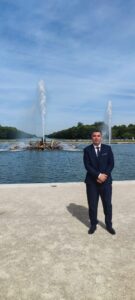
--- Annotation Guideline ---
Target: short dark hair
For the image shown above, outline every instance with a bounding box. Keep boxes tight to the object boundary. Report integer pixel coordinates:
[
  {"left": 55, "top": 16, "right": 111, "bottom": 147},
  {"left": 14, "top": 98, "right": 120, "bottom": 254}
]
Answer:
[{"left": 91, "top": 130, "right": 102, "bottom": 137}]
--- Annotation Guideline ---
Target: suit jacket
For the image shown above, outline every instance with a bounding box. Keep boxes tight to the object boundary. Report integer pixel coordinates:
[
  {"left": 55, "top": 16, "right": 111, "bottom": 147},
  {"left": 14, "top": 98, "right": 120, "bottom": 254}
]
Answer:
[{"left": 83, "top": 144, "right": 114, "bottom": 184}]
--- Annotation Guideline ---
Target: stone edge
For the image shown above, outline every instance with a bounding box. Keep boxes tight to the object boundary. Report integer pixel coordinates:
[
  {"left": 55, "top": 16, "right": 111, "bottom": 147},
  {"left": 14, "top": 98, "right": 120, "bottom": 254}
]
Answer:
[{"left": 0, "top": 181, "right": 135, "bottom": 188}]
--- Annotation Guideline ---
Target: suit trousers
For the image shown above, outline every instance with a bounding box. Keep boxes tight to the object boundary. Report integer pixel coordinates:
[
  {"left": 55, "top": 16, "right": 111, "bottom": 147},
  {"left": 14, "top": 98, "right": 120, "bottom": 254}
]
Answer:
[{"left": 86, "top": 182, "right": 112, "bottom": 228}]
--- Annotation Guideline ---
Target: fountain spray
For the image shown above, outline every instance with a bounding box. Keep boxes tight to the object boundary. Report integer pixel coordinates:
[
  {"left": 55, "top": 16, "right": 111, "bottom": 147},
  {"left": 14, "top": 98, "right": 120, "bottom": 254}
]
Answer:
[
  {"left": 38, "top": 80, "right": 46, "bottom": 143},
  {"left": 101, "top": 100, "right": 112, "bottom": 144},
  {"left": 107, "top": 100, "right": 112, "bottom": 144}
]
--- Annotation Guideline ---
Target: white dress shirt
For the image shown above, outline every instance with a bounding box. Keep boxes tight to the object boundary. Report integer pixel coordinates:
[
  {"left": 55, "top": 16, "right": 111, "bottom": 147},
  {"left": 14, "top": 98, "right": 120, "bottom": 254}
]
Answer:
[{"left": 94, "top": 144, "right": 101, "bottom": 156}]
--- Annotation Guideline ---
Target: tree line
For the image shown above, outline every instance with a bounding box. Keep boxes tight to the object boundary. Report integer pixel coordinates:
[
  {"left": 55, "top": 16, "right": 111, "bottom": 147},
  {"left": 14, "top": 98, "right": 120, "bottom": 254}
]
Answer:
[
  {"left": 0, "top": 125, "right": 36, "bottom": 139},
  {"left": 0, "top": 123, "right": 135, "bottom": 140},
  {"left": 47, "top": 122, "right": 135, "bottom": 140}
]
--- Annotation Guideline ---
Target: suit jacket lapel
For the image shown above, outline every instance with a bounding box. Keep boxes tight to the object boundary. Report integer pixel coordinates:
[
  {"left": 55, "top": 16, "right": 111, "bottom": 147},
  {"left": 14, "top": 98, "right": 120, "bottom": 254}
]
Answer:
[{"left": 91, "top": 144, "right": 99, "bottom": 165}]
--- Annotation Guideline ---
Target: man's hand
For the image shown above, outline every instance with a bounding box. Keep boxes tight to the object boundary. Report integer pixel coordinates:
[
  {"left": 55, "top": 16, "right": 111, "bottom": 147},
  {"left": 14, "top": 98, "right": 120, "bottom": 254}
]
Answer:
[
  {"left": 97, "top": 173, "right": 108, "bottom": 184},
  {"left": 96, "top": 178, "right": 102, "bottom": 183}
]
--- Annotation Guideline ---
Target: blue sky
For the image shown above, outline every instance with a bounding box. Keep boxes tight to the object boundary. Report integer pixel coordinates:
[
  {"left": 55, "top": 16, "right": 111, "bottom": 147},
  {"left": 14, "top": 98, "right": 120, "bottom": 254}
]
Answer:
[{"left": 0, "top": 0, "right": 135, "bottom": 135}]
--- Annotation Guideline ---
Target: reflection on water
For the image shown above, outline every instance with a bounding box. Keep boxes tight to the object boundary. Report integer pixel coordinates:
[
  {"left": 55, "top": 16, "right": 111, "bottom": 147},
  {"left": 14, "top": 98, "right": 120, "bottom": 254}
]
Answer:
[{"left": 0, "top": 141, "right": 135, "bottom": 183}]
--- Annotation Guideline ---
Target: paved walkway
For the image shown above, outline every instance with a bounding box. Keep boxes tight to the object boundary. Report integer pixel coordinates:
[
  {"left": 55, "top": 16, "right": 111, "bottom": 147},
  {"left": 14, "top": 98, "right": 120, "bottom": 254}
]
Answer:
[{"left": 0, "top": 181, "right": 135, "bottom": 300}]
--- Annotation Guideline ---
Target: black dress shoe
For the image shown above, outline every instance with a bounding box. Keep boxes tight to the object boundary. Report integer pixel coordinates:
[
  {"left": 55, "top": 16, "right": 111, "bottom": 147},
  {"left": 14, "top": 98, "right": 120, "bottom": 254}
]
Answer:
[
  {"left": 88, "top": 226, "right": 97, "bottom": 234},
  {"left": 106, "top": 227, "right": 116, "bottom": 235}
]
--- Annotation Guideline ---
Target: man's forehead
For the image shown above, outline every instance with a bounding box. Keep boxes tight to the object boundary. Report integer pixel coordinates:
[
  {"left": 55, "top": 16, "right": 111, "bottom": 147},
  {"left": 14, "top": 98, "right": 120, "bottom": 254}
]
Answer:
[{"left": 92, "top": 132, "right": 102, "bottom": 136}]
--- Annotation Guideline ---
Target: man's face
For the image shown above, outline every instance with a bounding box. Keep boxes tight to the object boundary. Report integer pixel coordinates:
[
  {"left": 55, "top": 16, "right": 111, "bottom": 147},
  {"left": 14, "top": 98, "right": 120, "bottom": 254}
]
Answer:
[{"left": 91, "top": 132, "right": 102, "bottom": 146}]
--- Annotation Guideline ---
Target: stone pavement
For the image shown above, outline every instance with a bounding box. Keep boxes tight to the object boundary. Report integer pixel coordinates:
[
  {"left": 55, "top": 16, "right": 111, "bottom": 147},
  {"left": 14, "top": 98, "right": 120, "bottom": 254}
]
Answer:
[{"left": 0, "top": 181, "right": 135, "bottom": 300}]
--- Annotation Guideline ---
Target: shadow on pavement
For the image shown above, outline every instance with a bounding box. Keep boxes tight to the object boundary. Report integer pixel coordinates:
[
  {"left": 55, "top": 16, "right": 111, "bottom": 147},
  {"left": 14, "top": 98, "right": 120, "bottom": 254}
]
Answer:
[
  {"left": 67, "top": 203, "right": 89, "bottom": 228},
  {"left": 67, "top": 203, "right": 106, "bottom": 230}
]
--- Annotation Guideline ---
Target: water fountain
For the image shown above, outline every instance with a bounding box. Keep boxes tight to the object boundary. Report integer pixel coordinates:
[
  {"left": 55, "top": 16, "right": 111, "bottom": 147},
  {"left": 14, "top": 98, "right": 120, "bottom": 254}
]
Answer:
[
  {"left": 102, "top": 100, "right": 112, "bottom": 144},
  {"left": 25, "top": 80, "right": 61, "bottom": 150},
  {"left": 107, "top": 100, "right": 112, "bottom": 144},
  {"left": 38, "top": 80, "right": 46, "bottom": 143},
  {"left": 7, "top": 80, "right": 62, "bottom": 151}
]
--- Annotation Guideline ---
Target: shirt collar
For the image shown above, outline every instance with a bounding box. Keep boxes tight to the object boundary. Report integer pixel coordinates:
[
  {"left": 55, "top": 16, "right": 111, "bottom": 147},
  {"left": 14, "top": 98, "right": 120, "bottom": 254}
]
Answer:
[{"left": 93, "top": 143, "right": 101, "bottom": 149}]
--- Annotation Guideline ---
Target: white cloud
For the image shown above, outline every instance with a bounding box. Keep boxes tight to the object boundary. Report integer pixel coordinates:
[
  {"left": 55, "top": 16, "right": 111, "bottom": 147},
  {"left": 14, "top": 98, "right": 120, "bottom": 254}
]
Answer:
[{"left": 0, "top": 0, "right": 135, "bottom": 134}]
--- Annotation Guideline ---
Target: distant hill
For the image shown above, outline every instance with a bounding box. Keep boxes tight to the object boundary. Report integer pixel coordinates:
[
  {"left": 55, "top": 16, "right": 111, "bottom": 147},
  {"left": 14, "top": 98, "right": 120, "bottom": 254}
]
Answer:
[
  {"left": 47, "top": 122, "right": 135, "bottom": 140},
  {"left": 0, "top": 125, "right": 36, "bottom": 139}
]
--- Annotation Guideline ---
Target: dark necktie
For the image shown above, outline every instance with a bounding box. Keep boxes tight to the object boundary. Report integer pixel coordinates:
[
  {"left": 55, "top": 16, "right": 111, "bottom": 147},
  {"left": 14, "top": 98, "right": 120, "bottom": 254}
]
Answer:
[{"left": 96, "top": 147, "right": 100, "bottom": 157}]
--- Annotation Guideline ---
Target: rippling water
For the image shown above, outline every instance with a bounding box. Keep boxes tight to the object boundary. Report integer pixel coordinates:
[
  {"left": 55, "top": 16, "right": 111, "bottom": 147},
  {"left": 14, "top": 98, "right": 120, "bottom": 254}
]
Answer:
[{"left": 0, "top": 141, "right": 135, "bottom": 183}]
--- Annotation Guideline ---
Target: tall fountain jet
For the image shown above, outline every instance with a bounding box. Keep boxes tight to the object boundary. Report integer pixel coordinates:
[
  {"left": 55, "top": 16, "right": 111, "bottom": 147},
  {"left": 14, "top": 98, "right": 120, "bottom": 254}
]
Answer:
[
  {"left": 102, "top": 100, "right": 112, "bottom": 144},
  {"left": 38, "top": 80, "right": 46, "bottom": 143},
  {"left": 107, "top": 100, "right": 112, "bottom": 145}
]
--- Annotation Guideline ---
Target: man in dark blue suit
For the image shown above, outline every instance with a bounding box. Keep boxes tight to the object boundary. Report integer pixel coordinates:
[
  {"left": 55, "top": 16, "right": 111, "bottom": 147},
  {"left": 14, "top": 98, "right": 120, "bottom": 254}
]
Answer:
[{"left": 83, "top": 130, "right": 116, "bottom": 235}]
